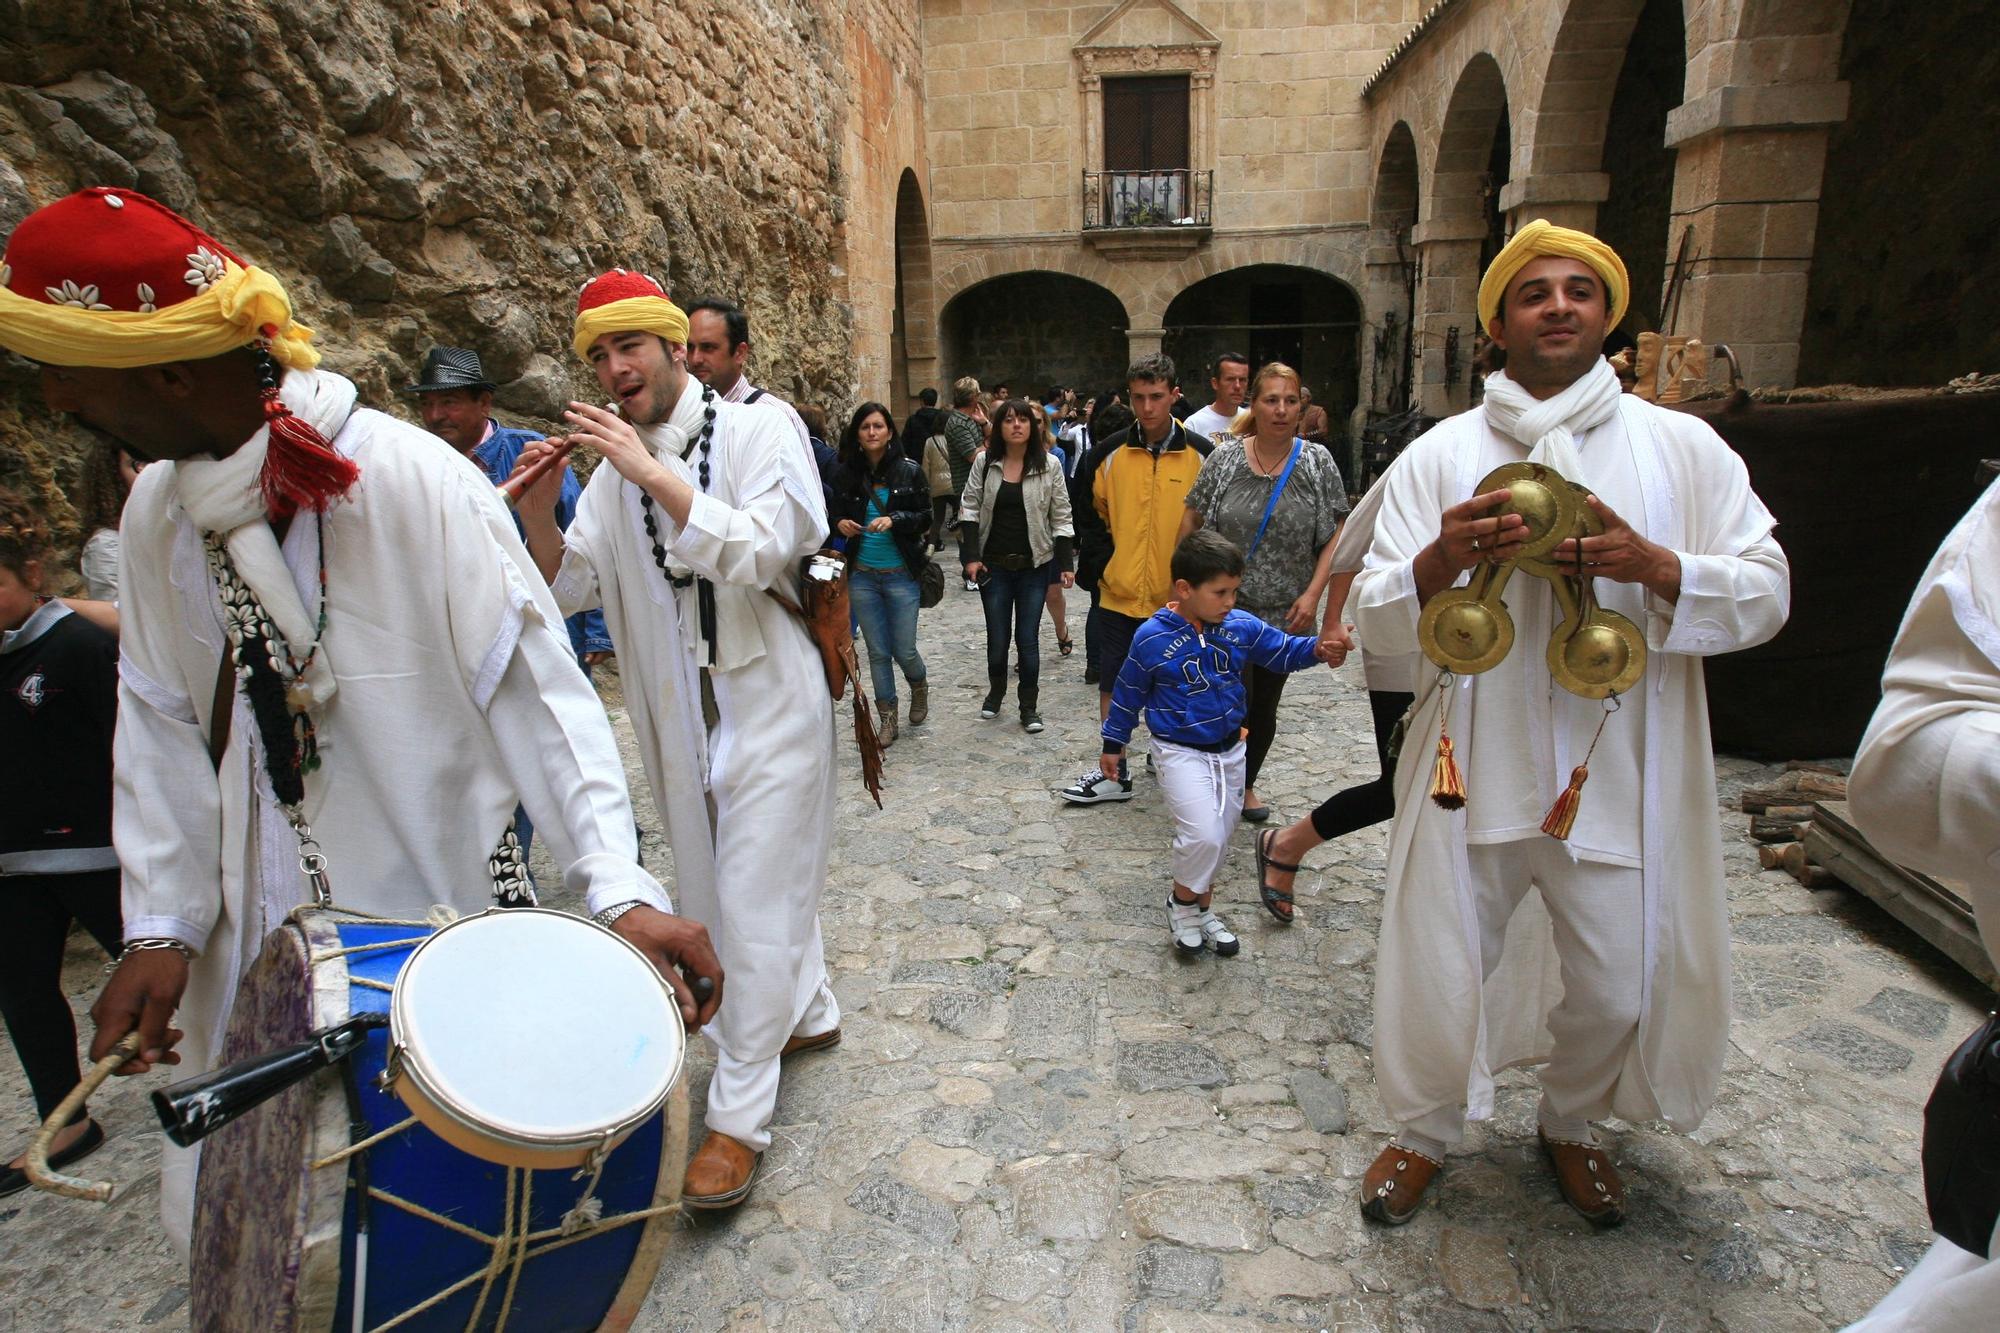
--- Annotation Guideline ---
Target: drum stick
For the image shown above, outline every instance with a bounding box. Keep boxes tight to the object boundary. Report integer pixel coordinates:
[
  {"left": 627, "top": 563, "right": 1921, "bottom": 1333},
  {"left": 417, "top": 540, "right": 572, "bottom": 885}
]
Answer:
[
  {"left": 496, "top": 438, "right": 576, "bottom": 509},
  {"left": 27, "top": 1032, "right": 141, "bottom": 1202}
]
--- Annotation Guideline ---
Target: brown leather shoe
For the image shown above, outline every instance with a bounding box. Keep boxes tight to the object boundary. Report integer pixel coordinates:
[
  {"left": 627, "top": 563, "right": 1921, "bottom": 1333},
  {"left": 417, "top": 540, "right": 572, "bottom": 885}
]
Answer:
[
  {"left": 1359, "top": 1142, "right": 1442, "bottom": 1225},
  {"left": 683, "top": 1131, "right": 760, "bottom": 1210},
  {"left": 1539, "top": 1128, "right": 1626, "bottom": 1229},
  {"left": 781, "top": 1026, "right": 842, "bottom": 1057}
]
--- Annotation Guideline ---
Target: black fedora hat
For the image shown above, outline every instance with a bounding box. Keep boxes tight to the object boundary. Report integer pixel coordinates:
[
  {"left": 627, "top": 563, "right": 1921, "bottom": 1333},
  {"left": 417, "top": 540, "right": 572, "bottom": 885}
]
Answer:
[{"left": 404, "top": 346, "right": 496, "bottom": 394}]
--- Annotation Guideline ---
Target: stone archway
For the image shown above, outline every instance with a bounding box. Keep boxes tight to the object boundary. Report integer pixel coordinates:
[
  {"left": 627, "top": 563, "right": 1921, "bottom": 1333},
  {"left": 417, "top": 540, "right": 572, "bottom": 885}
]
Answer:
[
  {"left": 890, "top": 169, "right": 937, "bottom": 406},
  {"left": 1415, "top": 53, "right": 1510, "bottom": 414},
  {"left": 939, "top": 272, "right": 1131, "bottom": 396},
  {"left": 1594, "top": 0, "right": 1686, "bottom": 335},
  {"left": 1163, "top": 264, "right": 1362, "bottom": 448},
  {"left": 1798, "top": 0, "right": 1997, "bottom": 386},
  {"left": 1366, "top": 122, "right": 1420, "bottom": 412}
]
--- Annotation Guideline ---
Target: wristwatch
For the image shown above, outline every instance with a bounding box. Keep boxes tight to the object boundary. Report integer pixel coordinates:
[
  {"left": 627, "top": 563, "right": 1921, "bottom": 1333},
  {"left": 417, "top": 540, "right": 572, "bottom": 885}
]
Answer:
[{"left": 592, "top": 900, "right": 645, "bottom": 931}]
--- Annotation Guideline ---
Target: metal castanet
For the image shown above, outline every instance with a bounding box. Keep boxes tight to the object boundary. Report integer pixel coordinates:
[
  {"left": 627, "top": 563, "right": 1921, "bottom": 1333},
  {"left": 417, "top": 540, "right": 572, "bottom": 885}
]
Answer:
[
  {"left": 495, "top": 437, "right": 576, "bottom": 509},
  {"left": 151, "top": 1012, "right": 388, "bottom": 1149}
]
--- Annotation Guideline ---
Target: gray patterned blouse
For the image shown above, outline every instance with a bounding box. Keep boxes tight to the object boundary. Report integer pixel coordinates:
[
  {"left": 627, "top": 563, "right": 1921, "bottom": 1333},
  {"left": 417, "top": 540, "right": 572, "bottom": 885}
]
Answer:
[{"left": 1183, "top": 439, "right": 1349, "bottom": 621}]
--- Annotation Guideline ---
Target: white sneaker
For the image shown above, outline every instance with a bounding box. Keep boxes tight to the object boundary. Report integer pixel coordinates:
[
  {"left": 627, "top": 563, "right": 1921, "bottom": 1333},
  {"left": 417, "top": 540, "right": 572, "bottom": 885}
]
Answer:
[
  {"left": 1167, "top": 896, "right": 1205, "bottom": 954},
  {"left": 1059, "top": 770, "right": 1133, "bottom": 804},
  {"left": 1199, "top": 909, "right": 1240, "bottom": 957}
]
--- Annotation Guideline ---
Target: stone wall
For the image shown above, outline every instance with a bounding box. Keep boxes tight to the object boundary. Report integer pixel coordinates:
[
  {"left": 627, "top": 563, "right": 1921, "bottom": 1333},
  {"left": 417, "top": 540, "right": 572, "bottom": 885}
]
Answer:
[{"left": 0, "top": 0, "right": 920, "bottom": 559}]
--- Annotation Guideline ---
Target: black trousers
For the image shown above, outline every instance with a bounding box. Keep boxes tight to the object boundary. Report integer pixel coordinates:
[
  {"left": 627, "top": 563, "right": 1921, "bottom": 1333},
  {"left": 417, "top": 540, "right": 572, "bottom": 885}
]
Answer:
[
  {"left": 1241, "top": 663, "right": 1291, "bottom": 792},
  {"left": 1307, "top": 689, "right": 1415, "bottom": 841},
  {"left": 0, "top": 869, "right": 123, "bottom": 1123}
]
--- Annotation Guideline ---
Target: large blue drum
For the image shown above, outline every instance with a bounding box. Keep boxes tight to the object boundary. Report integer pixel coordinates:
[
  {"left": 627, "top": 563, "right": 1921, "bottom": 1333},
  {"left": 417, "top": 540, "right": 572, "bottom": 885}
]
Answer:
[{"left": 190, "top": 908, "right": 688, "bottom": 1332}]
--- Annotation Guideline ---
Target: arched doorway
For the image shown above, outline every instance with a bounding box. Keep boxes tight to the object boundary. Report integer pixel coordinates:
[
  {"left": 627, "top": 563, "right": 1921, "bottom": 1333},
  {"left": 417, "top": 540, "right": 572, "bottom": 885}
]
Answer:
[
  {"left": 890, "top": 169, "right": 937, "bottom": 405},
  {"left": 1594, "top": 0, "right": 1686, "bottom": 335},
  {"left": 1163, "top": 265, "right": 1362, "bottom": 445},
  {"left": 1417, "top": 54, "right": 1510, "bottom": 412},
  {"left": 1799, "top": 0, "right": 1998, "bottom": 386},
  {"left": 1368, "top": 122, "right": 1421, "bottom": 413},
  {"left": 939, "top": 272, "right": 1130, "bottom": 396}
]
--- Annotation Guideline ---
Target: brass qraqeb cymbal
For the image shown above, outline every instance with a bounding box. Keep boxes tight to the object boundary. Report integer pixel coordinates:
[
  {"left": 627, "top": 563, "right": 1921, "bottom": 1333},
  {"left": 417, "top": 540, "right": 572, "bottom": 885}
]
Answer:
[
  {"left": 1547, "top": 608, "right": 1646, "bottom": 699},
  {"left": 1419, "top": 587, "right": 1516, "bottom": 675},
  {"left": 1475, "top": 462, "right": 1581, "bottom": 562}
]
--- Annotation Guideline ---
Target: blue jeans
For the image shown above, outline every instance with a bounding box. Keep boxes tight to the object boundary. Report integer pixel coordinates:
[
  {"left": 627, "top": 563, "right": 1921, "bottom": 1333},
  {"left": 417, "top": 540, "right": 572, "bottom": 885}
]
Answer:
[
  {"left": 980, "top": 563, "right": 1054, "bottom": 710},
  {"left": 849, "top": 565, "right": 927, "bottom": 706}
]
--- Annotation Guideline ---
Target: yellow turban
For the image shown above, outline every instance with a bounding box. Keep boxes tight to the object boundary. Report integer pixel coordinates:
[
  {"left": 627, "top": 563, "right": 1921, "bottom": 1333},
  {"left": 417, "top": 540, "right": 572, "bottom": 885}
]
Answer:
[
  {"left": 1477, "top": 219, "right": 1629, "bottom": 334},
  {"left": 571, "top": 269, "right": 689, "bottom": 360},
  {"left": 0, "top": 186, "right": 321, "bottom": 371}
]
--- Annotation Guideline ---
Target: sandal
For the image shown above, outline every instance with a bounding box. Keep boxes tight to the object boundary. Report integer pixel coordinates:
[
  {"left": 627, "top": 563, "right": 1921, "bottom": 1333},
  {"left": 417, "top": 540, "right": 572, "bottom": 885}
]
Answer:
[
  {"left": 1057, "top": 637, "right": 1074, "bottom": 656},
  {"left": 1255, "top": 828, "right": 1299, "bottom": 924}
]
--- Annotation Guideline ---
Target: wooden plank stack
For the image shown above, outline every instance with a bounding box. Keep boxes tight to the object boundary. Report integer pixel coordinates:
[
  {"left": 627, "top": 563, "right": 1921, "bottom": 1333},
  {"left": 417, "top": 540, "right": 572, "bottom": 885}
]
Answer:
[{"left": 1737, "top": 764, "right": 1995, "bottom": 987}]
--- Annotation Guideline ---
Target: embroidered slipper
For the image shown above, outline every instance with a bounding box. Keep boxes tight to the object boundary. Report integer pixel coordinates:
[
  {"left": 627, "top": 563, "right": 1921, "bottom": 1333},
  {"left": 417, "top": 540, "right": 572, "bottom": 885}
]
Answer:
[{"left": 1255, "top": 827, "right": 1299, "bottom": 924}]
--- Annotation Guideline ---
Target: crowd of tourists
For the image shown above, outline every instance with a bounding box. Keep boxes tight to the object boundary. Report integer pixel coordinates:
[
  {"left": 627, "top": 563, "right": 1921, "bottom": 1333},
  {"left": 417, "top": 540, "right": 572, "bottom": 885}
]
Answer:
[{"left": 0, "top": 188, "right": 1992, "bottom": 1331}]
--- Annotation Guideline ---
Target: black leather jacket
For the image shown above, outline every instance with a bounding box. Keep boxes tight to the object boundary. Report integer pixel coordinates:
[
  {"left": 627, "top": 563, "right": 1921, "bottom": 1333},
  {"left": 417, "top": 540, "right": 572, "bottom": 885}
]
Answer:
[{"left": 829, "top": 449, "right": 932, "bottom": 578}]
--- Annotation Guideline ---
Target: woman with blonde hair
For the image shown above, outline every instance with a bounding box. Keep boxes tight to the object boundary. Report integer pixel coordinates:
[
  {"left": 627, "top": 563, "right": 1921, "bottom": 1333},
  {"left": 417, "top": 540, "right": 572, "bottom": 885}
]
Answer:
[{"left": 1179, "top": 362, "right": 1350, "bottom": 852}]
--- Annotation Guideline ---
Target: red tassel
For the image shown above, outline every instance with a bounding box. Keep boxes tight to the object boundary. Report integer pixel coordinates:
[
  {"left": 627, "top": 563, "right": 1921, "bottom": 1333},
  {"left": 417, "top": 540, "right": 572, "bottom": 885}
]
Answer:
[
  {"left": 1430, "top": 732, "right": 1467, "bottom": 810},
  {"left": 1541, "top": 764, "right": 1589, "bottom": 839},
  {"left": 259, "top": 385, "right": 359, "bottom": 517}
]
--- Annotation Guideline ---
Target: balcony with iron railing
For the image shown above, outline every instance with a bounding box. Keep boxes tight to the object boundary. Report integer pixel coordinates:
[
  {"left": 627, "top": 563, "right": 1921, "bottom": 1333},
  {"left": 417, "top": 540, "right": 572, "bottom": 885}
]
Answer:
[{"left": 1081, "top": 169, "right": 1213, "bottom": 259}]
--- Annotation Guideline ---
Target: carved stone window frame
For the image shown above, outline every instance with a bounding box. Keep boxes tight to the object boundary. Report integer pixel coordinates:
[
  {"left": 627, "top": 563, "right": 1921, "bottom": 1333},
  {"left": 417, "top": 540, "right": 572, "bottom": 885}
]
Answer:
[{"left": 1074, "top": 4, "right": 1221, "bottom": 191}]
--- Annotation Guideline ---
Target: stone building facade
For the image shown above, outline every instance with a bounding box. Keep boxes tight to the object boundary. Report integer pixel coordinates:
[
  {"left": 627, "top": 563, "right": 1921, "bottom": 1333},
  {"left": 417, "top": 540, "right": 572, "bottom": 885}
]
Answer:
[
  {"left": 894, "top": 0, "right": 1995, "bottom": 435},
  {"left": 4, "top": 0, "right": 1991, "bottom": 547}
]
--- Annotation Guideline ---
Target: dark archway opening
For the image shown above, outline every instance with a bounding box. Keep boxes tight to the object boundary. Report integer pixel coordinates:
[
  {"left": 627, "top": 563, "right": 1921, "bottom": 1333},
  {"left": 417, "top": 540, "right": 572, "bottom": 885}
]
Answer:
[
  {"left": 891, "top": 169, "right": 935, "bottom": 405},
  {"left": 1798, "top": 0, "right": 2000, "bottom": 386},
  {"left": 1596, "top": 0, "right": 1684, "bottom": 335},
  {"left": 1479, "top": 105, "right": 1511, "bottom": 275},
  {"left": 1163, "top": 265, "right": 1363, "bottom": 448},
  {"left": 939, "top": 273, "right": 1129, "bottom": 396},
  {"left": 1371, "top": 123, "right": 1421, "bottom": 412}
]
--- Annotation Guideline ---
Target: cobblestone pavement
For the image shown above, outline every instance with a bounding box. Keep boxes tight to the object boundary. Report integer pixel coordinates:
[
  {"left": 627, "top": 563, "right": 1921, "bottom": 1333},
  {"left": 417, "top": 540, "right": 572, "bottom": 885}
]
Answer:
[{"left": 3, "top": 581, "right": 1993, "bottom": 1331}]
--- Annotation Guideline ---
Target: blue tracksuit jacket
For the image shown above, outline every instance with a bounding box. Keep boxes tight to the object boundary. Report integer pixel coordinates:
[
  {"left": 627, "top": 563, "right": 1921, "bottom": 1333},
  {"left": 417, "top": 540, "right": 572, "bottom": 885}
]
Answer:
[{"left": 1103, "top": 606, "right": 1323, "bottom": 751}]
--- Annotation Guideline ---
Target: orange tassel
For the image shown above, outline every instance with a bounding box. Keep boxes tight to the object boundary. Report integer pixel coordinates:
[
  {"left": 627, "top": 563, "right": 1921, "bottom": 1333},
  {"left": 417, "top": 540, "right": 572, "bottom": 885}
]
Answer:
[
  {"left": 1541, "top": 764, "right": 1589, "bottom": 839},
  {"left": 1430, "top": 732, "right": 1467, "bottom": 810}
]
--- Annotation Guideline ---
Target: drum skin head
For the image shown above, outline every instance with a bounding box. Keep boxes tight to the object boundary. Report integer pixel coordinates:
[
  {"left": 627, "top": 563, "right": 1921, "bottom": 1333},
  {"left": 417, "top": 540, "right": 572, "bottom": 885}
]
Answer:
[
  {"left": 1548, "top": 609, "right": 1646, "bottom": 698},
  {"left": 389, "top": 908, "right": 685, "bottom": 1167},
  {"left": 1477, "top": 462, "right": 1579, "bottom": 561},
  {"left": 1419, "top": 587, "right": 1515, "bottom": 675}
]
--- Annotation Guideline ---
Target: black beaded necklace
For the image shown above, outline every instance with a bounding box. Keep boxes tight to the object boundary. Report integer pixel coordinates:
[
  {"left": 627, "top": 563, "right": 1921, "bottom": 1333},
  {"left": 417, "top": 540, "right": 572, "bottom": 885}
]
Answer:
[{"left": 638, "top": 382, "right": 720, "bottom": 664}]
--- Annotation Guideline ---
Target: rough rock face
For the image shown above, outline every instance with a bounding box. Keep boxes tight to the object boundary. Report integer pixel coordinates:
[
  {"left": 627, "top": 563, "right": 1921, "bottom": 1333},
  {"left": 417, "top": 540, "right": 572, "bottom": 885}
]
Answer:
[{"left": 1, "top": 0, "right": 895, "bottom": 554}]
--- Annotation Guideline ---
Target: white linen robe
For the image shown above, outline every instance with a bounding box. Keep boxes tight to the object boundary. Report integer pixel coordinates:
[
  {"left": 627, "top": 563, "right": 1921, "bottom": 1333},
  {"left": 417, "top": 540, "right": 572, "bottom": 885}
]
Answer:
[
  {"left": 115, "top": 373, "right": 665, "bottom": 1252},
  {"left": 1843, "top": 476, "right": 2000, "bottom": 1332},
  {"left": 1353, "top": 394, "right": 1790, "bottom": 1135},
  {"left": 550, "top": 390, "right": 837, "bottom": 1070}
]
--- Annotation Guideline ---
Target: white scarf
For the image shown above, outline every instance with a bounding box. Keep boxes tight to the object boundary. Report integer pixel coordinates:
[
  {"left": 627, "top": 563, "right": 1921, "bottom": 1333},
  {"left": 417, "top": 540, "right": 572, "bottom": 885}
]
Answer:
[
  {"left": 1480, "top": 359, "right": 1622, "bottom": 480},
  {"left": 173, "top": 370, "right": 358, "bottom": 708}
]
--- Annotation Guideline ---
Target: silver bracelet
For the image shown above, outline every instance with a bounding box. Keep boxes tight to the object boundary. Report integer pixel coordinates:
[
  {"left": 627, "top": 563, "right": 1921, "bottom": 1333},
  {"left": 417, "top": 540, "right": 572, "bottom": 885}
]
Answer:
[
  {"left": 592, "top": 900, "right": 645, "bottom": 931},
  {"left": 104, "top": 937, "right": 194, "bottom": 974}
]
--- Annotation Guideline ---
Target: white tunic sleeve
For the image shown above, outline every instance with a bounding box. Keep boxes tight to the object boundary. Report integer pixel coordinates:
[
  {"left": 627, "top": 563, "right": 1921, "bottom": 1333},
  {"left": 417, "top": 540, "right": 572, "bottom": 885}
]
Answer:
[
  {"left": 1351, "top": 429, "right": 1456, "bottom": 660},
  {"left": 1657, "top": 435, "right": 1790, "bottom": 657},
  {"left": 550, "top": 470, "right": 611, "bottom": 620},
  {"left": 669, "top": 411, "right": 825, "bottom": 590},
  {"left": 483, "top": 629, "right": 674, "bottom": 916},
  {"left": 113, "top": 620, "right": 222, "bottom": 952},
  {"left": 1850, "top": 479, "right": 2000, "bottom": 902}
]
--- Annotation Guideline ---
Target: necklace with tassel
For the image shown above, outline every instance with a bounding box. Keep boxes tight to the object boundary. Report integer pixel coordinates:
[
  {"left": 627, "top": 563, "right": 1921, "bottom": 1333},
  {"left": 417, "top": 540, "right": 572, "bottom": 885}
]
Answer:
[
  {"left": 1428, "top": 669, "right": 1467, "bottom": 810},
  {"left": 1541, "top": 693, "right": 1620, "bottom": 839}
]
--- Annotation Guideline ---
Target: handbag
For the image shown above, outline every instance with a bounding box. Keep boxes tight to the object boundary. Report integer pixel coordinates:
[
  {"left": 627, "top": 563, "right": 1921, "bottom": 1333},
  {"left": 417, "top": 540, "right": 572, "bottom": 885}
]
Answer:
[
  {"left": 1922, "top": 1009, "right": 2000, "bottom": 1257},
  {"left": 918, "top": 558, "right": 945, "bottom": 609},
  {"left": 767, "top": 550, "right": 885, "bottom": 807}
]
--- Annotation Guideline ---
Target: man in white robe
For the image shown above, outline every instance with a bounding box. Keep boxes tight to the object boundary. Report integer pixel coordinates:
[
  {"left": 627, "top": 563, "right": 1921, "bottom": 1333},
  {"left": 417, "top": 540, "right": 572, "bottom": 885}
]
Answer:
[
  {"left": 1844, "top": 474, "right": 2000, "bottom": 1332},
  {"left": 1352, "top": 221, "right": 1790, "bottom": 1227},
  {"left": 0, "top": 189, "right": 721, "bottom": 1256},
  {"left": 515, "top": 270, "right": 839, "bottom": 1209}
]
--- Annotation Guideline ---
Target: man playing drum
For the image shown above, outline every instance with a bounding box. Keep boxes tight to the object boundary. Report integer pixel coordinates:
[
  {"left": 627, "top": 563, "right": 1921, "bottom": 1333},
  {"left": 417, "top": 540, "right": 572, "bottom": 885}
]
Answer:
[
  {"left": 1350, "top": 221, "right": 1790, "bottom": 1228},
  {"left": 513, "top": 270, "right": 841, "bottom": 1210},
  {"left": 0, "top": 189, "right": 723, "bottom": 1258}
]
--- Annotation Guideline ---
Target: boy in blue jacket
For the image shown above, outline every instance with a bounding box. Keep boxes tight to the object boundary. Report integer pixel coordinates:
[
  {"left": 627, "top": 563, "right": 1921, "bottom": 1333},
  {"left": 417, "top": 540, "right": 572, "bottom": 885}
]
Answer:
[{"left": 1100, "top": 529, "right": 1340, "bottom": 955}]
